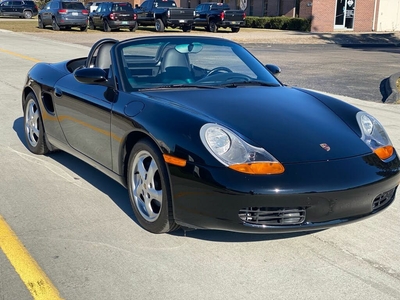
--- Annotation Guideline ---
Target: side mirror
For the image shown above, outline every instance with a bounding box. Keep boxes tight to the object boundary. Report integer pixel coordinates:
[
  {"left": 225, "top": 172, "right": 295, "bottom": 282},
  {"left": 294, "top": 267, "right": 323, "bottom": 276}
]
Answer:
[
  {"left": 266, "top": 64, "right": 281, "bottom": 76},
  {"left": 74, "top": 67, "right": 108, "bottom": 85}
]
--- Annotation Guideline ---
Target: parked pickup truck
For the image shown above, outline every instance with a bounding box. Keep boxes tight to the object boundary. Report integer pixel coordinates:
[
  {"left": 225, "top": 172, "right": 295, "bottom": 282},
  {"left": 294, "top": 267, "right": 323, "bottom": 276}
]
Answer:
[
  {"left": 134, "top": 0, "right": 194, "bottom": 32},
  {"left": 193, "top": 2, "right": 245, "bottom": 33}
]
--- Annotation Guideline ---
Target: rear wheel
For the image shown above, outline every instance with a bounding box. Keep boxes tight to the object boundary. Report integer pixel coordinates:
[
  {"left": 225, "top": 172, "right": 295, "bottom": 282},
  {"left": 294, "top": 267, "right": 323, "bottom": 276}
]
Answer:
[
  {"left": 155, "top": 18, "right": 165, "bottom": 32},
  {"left": 23, "top": 93, "right": 50, "bottom": 155},
  {"left": 52, "top": 18, "right": 60, "bottom": 31},
  {"left": 80, "top": 25, "right": 87, "bottom": 31},
  {"left": 23, "top": 10, "right": 32, "bottom": 19},
  {"left": 103, "top": 20, "right": 111, "bottom": 32},
  {"left": 182, "top": 25, "right": 191, "bottom": 32},
  {"left": 129, "top": 22, "right": 138, "bottom": 32},
  {"left": 127, "top": 139, "right": 178, "bottom": 233},
  {"left": 208, "top": 21, "right": 217, "bottom": 33}
]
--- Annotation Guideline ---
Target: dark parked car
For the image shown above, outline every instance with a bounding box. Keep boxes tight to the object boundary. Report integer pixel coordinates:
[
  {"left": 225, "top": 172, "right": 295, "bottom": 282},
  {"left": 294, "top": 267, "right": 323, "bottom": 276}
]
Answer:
[
  {"left": 0, "top": 0, "right": 38, "bottom": 19},
  {"left": 193, "top": 2, "right": 245, "bottom": 32},
  {"left": 134, "top": 0, "right": 194, "bottom": 32},
  {"left": 89, "top": 2, "right": 137, "bottom": 32},
  {"left": 22, "top": 36, "right": 400, "bottom": 234},
  {"left": 38, "top": 0, "right": 89, "bottom": 31}
]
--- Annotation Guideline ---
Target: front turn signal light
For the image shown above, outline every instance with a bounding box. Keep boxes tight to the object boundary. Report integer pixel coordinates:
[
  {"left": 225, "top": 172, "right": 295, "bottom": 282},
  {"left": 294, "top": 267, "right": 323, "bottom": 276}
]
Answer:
[
  {"left": 229, "top": 162, "right": 285, "bottom": 175},
  {"left": 374, "top": 146, "right": 394, "bottom": 160},
  {"left": 163, "top": 154, "right": 187, "bottom": 167}
]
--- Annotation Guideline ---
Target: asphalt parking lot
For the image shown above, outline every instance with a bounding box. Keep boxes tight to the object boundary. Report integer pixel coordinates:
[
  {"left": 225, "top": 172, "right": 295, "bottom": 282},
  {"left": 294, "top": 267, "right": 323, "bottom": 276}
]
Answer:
[{"left": 1, "top": 27, "right": 400, "bottom": 300}]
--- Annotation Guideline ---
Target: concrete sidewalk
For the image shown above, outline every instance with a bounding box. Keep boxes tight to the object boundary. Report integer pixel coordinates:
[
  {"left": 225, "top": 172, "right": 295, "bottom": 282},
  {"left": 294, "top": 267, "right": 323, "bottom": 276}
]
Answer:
[{"left": 23, "top": 27, "right": 400, "bottom": 46}]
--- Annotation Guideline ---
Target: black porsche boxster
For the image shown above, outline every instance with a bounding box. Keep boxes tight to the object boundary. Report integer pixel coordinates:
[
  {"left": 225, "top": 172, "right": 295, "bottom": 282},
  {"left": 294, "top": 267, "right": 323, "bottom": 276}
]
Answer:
[{"left": 22, "top": 36, "right": 400, "bottom": 234}]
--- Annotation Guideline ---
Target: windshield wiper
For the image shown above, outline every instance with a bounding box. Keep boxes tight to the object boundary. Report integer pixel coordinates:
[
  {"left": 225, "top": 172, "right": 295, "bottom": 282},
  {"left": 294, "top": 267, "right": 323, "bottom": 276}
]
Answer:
[
  {"left": 220, "top": 80, "right": 281, "bottom": 88},
  {"left": 139, "top": 84, "right": 221, "bottom": 91}
]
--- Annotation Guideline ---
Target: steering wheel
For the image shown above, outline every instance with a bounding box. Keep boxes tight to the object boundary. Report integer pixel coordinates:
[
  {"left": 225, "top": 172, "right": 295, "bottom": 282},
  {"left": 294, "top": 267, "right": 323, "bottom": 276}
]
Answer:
[{"left": 206, "top": 66, "right": 233, "bottom": 77}]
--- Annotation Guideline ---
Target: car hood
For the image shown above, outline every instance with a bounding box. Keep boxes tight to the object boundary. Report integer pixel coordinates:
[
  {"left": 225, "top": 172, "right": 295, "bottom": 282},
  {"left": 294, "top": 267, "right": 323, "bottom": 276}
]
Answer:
[{"left": 142, "top": 86, "right": 370, "bottom": 163}]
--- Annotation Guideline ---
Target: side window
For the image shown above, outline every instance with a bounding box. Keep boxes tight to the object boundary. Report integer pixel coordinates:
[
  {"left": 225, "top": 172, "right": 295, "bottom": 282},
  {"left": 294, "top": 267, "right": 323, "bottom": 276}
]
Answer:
[
  {"left": 50, "top": 2, "right": 58, "bottom": 9},
  {"left": 14, "top": 1, "right": 23, "bottom": 6}
]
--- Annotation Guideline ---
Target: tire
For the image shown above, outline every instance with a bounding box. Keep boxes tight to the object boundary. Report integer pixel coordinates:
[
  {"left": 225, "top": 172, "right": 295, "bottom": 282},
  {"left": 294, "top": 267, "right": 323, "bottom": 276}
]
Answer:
[
  {"left": 38, "top": 17, "right": 44, "bottom": 29},
  {"left": 129, "top": 22, "right": 138, "bottom": 32},
  {"left": 80, "top": 25, "right": 87, "bottom": 32},
  {"left": 231, "top": 27, "right": 240, "bottom": 33},
  {"left": 182, "top": 25, "right": 191, "bottom": 32},
  {"left": 127, "top": 139, "right": 178, "bottom": 234},
  {"left": 208, "top": 21, "right": 217, "bottom": 33},
  {"left": 89, "top": 18, "right": 96, "bottom": 30},
  {"left": 23, "top": 10, "right": 32, "bottom": 19},
  {"left": 52, "top": 18, "right": 60, "bottom": 31},
  {"left": 23, "top": 92, "right": 50, "bottom": 155},
  {"left": 155, "top": 18, "right": 165, "bottom": 32},
  {"left": 103, "top": 20, "right": 111, "bottom": 32}
]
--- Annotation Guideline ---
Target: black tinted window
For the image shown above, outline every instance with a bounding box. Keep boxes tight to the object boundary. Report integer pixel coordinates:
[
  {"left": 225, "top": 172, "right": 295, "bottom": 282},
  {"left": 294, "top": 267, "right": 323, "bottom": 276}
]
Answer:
[
  {"left": 112, "top": 2, "right": 133, "bottom": 11},
  {"left": 154, "top": 1, "right": 176, "bottom": 8},
  {"left": 62, "top": 2, "right": 85, "bottom": 9}
]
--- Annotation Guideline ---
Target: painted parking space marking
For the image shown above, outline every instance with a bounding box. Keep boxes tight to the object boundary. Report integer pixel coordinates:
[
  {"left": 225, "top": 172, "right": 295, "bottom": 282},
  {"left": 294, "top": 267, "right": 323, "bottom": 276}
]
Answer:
[
  {"left": 0, "top": 215, "right": 63, "bottom": 300},
  {"left": 0, "top": 47, "right": 41, "bottom": 62}
]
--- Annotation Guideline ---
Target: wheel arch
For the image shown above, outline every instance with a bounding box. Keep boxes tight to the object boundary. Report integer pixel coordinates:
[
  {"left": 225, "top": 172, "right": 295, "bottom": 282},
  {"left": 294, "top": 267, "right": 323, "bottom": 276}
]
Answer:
[
  {"left": 22, "top": 86, "right": 37, "bottom": 110},
  {"left": 121, "top": 130, "right": 166, "bottom": 186}
]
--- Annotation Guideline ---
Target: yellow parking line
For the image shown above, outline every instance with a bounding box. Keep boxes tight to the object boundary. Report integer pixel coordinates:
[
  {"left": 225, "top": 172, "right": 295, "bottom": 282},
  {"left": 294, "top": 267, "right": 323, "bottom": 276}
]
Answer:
[
  {"left": 0, "top": 47, "right": 41, "bottom": 63},
  {"left": 0, "top": 215, "right": 63, "bottom": 300}
]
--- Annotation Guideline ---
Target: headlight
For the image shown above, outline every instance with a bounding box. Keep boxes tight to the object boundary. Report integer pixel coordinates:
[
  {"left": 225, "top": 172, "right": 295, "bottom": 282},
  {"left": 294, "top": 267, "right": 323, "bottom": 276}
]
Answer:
[
  {"left": 200, "top": 123, "right": 284, "bottom": 175},
  {"left": 356, "top": 111, "right": 394, "bottom": 160}
]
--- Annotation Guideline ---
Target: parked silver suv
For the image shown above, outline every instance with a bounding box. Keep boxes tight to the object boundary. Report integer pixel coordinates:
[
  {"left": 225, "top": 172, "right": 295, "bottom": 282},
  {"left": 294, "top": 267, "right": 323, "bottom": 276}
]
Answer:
[{"left": 38, "top": 0, "right": 88, "bottom": 31}]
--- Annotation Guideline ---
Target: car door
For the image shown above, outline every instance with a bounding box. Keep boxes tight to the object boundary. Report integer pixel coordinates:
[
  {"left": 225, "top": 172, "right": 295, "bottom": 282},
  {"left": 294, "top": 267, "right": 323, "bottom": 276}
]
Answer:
[
  {"left": 136, "top": 1, "right": 153, "bottom": 24},
  {"left": 11, "top": 0, "right": 23, "bottom": 17},
  {"left": 40, "top": 2, "right": 52, "bottom": 26},
  {"left": 0, "top": 1, "right": 13, "bottom": 16},
  {"left": 52, "top": 74, "right": 113, "bottom": 169},
  {"left": 92, "top": 3, "right": 105, "bottom": 27}
]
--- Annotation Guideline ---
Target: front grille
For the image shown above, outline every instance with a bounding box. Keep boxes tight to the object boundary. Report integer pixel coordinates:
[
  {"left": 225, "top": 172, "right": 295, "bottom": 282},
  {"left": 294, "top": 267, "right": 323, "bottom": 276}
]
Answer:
[
  {"left": 239, "top": 207, "right": 306, "bottom": 226},
  {"left": 372, "top": 187, "right": 397, "bottom": 211}
]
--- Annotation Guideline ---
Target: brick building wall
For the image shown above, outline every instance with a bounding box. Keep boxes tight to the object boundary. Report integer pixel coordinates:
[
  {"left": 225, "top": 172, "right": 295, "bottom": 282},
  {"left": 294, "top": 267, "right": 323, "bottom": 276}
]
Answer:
[
  {"left": 310, "top": 0, "right": 336, "bottom": 32},
  {"left": 353, "top": 0, "right": 375, "bottom": 31},
  {"left": 298, "top": 0, "right": 312, "bottom": 19}
]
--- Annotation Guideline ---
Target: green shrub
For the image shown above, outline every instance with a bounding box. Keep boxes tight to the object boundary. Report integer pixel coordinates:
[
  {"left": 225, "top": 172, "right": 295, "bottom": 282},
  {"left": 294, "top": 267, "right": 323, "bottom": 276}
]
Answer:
[
  {"left": 244, "top": 16, "right": 311, "bottom": 32},
  {"left": 287, "top": 18, "right": 311, "bottom": 31}
]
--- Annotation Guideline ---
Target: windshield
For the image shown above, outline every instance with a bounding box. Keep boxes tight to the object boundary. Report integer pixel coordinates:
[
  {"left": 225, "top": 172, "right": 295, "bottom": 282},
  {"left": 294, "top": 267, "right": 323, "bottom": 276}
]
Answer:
[{"left": 115, "top": 37, "right": 281, "bottom": 92}]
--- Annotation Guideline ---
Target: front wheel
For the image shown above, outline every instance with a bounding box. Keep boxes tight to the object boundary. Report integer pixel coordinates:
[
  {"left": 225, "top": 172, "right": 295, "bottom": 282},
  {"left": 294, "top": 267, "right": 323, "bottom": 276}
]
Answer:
[
  {"left": 38, "top": 17, "right": 45, "bottom": 29},
  {"left": 89, "top": 18, "right": 96, "bottom": 30},
  {"left": 155, "top": 18, "right": 165, "bottom": 32},
  {"left": 127, "top": 139, "right": 178, "bottom": 233},
  {"left": 231, "top": 27, "right": 240, "bottom": 33},
  {"left": 23, "top": 93, "right": 50, "bottom": 155}
]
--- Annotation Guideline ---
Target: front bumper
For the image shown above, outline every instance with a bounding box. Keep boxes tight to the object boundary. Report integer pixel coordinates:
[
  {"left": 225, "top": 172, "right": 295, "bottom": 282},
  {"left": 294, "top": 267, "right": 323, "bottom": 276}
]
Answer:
[{"left": 169, "top": 152, "right": 400, "bottom": 233}]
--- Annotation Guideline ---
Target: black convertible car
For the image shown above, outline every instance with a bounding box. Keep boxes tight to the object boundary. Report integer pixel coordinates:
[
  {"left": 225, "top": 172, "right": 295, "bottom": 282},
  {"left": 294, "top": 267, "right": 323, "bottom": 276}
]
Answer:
[{"left": 22, "top": 36, "right": 400, "bottom": 234}]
